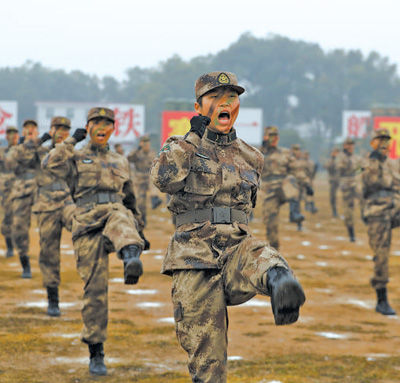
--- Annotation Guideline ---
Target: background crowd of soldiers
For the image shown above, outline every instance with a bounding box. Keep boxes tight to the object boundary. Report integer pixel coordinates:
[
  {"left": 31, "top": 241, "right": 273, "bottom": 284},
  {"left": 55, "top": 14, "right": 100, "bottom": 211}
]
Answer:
[{"left": 0, "top": 110, "right": 399, "bottom": 376}]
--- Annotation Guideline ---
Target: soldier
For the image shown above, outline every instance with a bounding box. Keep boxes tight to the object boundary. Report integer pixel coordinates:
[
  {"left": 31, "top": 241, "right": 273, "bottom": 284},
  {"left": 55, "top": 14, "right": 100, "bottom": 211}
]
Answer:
[
  {"left": 324, "top": 147, "right": 340, "bottom": 217},
  {"left": 32, "top": 117, "right": 75, "bottom": 317},
  {"left": 151, "top": 71, "right": 305, "bottom": 383},
  {"left": 114, "top": 143, "right": 124, "bottom": 155},
  {"left": 303, "top": 150, "right": 318, "bottom": 214},
  {"left": 362, "top": 128, "right": 399, "bottom": 315},
  {"left": 127, "top": 135, "right": 162, "bottom": 226},
  {"left": 0, "top": 126, "right": 19, "bottom": 257},
  {"left": 5, "top": 119, "right": 51, "bottom": 278},
  {"left": 260, "top": 126, "right": 305, "bottom": 249},
  {"left": 336, "top": 138, "right": 363, "bottom": 242},
  {"left": 43, "top": 107, "right": 148, "bottom": 375}
]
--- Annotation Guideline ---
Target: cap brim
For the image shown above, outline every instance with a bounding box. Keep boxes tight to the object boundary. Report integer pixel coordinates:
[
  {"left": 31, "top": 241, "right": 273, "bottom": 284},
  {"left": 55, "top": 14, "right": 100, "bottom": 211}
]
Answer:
[
  {"left": 87, "top": 116, "right": 115, "bottom": 123},
  {"left": 200, "top": 84, "right": 245, "bottom": 99}
]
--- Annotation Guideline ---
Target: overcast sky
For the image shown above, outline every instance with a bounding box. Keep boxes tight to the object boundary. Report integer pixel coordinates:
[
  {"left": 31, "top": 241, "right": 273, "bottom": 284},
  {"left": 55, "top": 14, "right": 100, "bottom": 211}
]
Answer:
[{"left": 1, "top": 0, "right": 399, "bottom": 79}]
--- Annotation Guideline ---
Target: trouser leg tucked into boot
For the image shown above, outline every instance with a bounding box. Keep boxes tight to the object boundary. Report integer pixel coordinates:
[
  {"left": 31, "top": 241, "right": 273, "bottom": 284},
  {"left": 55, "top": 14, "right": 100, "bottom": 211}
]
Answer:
[
  {"left": 347, "top": 225, "right": 356, "bottom": 242},
  {"left": 120, "top": 245, "right": 142, "bottom": 285},
  {"left": 376, "top": 288, "right": 396, "bottom": 316},
  {"left": 19, "top": 255, "right": 31, "bottom": 278},
  {"left": 88, "top": 343, "right": 107, "bottom": 376},
  {"left": 5, "top": 237, "right": 14, "bottom": 258},
  {"left": 289, "top": 199, "right": 304, "bottom": 224},
  {"left": 47, "top": 286, "right": 61, "bottom": 317}
]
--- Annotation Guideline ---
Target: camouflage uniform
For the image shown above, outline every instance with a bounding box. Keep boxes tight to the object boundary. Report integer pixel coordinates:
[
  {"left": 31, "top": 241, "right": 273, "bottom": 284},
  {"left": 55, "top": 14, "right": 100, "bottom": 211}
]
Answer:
[
  {"left": 260, "top": 128, "right": 305, "bottom": 249},
  {"left": 336, "top": 139, "right": 363, "bottom": 239},
  {"left": 5, "top": 121, "right": 48, "bottom": 274},
  {"left": 324, "top": 151, "right": 340, "bottom": 217},
  {"left": 43, "top": 108, "right": 144, "bottom": 344},
  {"left": 127, "top": 136, "right": 157, "bottom": 226},
  {"left": 0, "top": 127, "right": 18, "bottom": 250},
  {"left": 32, "top": 117, "right": 75, "bottom": 290},
  {"left": 151, "top": 72, "right": 304, "bottom": 383}
]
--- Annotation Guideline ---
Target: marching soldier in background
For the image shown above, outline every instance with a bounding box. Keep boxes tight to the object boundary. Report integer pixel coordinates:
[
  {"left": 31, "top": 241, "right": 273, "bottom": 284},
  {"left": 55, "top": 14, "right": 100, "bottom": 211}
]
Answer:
[
  {"left": 261, "top": 126, "right": 305, "bottom": 249},
  {"left": 114, "top": 143, "right": 124, "bottom": 156},
  {"left": 152, "top": 72, "right": 305, "bottom": 383},
  {"left": 128, "top": 135, "right": 162, "bottom": 226},
  {"left": 303, "top": 150, "right": 318, "bottom": 214},
  {"left": 33, "top": 117, "right": 75, "bottom": 317},
  {"left": 0, "top": 126, "right": 19, "bottom": 258},
  {"left": 43, "top": 107, "right": 148, "bottom": 376},
  {"left": 362, "top": 128, "right": 399, "bottom": 316},
  {"left": 5, "top": 120, "right": 52, "bottom": 278},
  {"left": 324, "top": 147, "right": 340, "bottom": 217},
  {"left": 336, "top": 138, "right": 363, "bottom": 242}
]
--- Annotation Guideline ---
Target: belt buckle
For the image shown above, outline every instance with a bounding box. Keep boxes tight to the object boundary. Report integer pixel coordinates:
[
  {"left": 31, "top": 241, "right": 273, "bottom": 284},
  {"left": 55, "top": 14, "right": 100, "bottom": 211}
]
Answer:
[
  {"left": 213, "top": 207, "right": 231, "bottom": 224},
  {"left": 97, "top": 192, "right": 109, "bottom": 204}
]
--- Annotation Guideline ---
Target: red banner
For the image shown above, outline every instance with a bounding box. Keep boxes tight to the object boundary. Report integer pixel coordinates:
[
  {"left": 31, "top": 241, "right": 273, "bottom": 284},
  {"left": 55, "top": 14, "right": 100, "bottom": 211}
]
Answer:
[
  {"left": 161, "top": 111, "right": 197, "bottom": 146},
  {"left": 373, "top": 116, "right": 400, "bottom": 158}
]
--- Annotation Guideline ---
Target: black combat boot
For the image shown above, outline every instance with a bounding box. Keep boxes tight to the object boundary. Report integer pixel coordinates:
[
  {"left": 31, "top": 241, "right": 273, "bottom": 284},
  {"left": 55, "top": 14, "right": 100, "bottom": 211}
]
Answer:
[
  {"left": 46, "top": 286, "right": 61, "bottom": 317},
  {"left": 120, "top": 244, "right": 143, "bottom": 285},
  {"left": 88, "top": 343, "right": 107, "bottom": 376},
  {"left": 347, "top": 226, "right": 356, "bottom": 242},
  {"left": 151, "top": 195, "right": 162, "bottom": 210},
  {"left": 266, "top": 266, "right": 306, "bottom": 325},
  {"left": 19, "top": 255, "right": 32, "bottom": 278},
  {"left": 289, "top": 199, "right": 304, "bottom": 224},
  {"left": 310, "top": 201, "right": 318, "bottom": 214},
  {"left": 375, "top": 288, "right": 396, "bottom": 316},
  {"left": 5, "top": 237, "right": 14, "bottom": 258}
]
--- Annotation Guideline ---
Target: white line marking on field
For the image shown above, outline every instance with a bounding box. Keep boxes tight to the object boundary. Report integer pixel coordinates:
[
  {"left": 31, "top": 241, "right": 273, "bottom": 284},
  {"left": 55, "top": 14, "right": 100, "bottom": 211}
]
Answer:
[
  {"left": 158, "top": 317, "right": 175, "bottom": 324},
  {"left": 315, "top": 332, "right": 348, "bottom": 340},
  {"left": 242, "top": 299, "right": 271, "bottom": 307},
  {"left": 136, "top": 302, "right": 164, "bottom": 308},
  {"left": 126, "top": 289, "right": 158, "bottom": 295}
]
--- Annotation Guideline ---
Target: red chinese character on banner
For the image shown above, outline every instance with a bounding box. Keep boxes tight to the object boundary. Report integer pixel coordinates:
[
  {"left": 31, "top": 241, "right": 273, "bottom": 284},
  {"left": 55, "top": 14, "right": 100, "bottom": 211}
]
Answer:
[
  {"left": 0, "top": 107, "right": 13, "bottom": 135},
  {"left": 113, "top": 108, "right": 141, "bottom": 138},
  {"left": 347, "top": 115, "right": 361, "bottom": 137}
]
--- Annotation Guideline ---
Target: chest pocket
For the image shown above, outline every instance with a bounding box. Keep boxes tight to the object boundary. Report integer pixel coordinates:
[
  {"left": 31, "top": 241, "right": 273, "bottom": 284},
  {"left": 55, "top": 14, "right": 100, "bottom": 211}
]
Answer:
[
  {"left": 238, "top": 168, "right": 258, "bottom": 204},
  {"left": 110, "top": 167, "right": 128, "bottom": 190},
  {"left": 76, "top": 160, "right": 99, "bottom": 188},
  {"left": 184, "top": 157, "right": 217, "bottom": 196}
]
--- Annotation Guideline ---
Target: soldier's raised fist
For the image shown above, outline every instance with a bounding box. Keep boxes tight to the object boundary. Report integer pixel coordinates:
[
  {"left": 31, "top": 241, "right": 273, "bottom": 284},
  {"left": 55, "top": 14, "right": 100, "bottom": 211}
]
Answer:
[{"left": 189, "top": 115, "right": 211, "bottom": 138}]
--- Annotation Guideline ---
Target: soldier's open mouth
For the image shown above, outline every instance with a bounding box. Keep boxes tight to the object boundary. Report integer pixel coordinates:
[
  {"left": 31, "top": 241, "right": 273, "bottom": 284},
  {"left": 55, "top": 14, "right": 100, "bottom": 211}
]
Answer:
[{"left": 218, "top": 111, "right": 230, "bottom": 124}]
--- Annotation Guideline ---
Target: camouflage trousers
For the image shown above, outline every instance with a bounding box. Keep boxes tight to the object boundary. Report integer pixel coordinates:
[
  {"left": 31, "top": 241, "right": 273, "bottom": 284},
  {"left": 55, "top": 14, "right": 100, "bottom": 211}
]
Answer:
[
  {"left": 367, "top": 209, "right": 400, "bottom": 289},
  {"left": 36, "top": 204, "right": 75, "bottom": 288},
  {"left": 329, "top": 180, "right": 339, "bottom": 214},
  {"left": 262, "top": 192, "right": 283, "bottom": 250},
  {"left": 172, "top": 236, "right": 288, "bottom": 383},
  {"left": 134, "top": 181, "right": 149, "bottom": 227},
  {"left": 1, "top": 190, "right": 13, "bottom": 238},
  {"left": 73, "top": 206, "right": 143, "bottom": 344},
  {"left": 341, "top": 186, "right": 356, "bottom": 227},
  {"left": 11, "top": 193, "right": 34, "bottom": 256}
]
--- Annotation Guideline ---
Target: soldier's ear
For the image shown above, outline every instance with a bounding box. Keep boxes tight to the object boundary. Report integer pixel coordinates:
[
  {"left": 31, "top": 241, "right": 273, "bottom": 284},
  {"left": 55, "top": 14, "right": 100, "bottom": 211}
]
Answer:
[
  {"left": 85, "top": 124, "right": 89, "bottom": 133},
  {"left": 194, "top": 102, "right": 201, "bottom": 114}
]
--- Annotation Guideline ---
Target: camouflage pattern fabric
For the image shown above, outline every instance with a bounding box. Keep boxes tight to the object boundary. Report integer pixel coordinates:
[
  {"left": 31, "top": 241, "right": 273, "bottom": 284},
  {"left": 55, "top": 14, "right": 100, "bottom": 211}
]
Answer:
[
  {"left": 43, "top": 137, "right": 144, "bottom": 344},
  {"left": 151, "top": 129, "right": 290, "bottom": 382},
  {"left": 324, "top": 156, "right": 340, "bottom": 214},
  {"left": 362, "top": 155, "right": 400, "bottom": 289},
  {"left": 0, "top": 146, "right": 16, "bottom": 238}
]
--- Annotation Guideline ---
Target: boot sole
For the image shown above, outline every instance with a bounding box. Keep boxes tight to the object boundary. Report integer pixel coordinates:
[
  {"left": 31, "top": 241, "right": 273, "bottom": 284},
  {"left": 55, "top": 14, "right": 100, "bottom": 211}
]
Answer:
[{"left": 124, "top": 259, "right": 143, "bottom": 285}]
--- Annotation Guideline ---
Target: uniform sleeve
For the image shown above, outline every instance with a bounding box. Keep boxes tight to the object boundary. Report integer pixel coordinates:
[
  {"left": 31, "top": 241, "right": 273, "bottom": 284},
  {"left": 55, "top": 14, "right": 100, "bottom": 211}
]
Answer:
[
  {"left": 5, "top": 142, "right": 37, "bottom": 173},
  {"left": 361, "top": 158, "right": 382, "bottom": 196},
  {"left": 151, "top": 134, "right": 198, "bottom": 194},
  {"left": 127, "top": 148, "right": 139, "bottom": 163},
  {"left": 41, "top": 137, "right": 76, "bottom": 181}
]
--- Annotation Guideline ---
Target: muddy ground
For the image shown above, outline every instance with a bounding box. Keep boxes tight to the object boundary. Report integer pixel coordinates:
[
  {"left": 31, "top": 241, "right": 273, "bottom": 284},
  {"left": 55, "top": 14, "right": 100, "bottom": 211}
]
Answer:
[{"left": 0, "top": 177, "right": 399, "bottom": 383}]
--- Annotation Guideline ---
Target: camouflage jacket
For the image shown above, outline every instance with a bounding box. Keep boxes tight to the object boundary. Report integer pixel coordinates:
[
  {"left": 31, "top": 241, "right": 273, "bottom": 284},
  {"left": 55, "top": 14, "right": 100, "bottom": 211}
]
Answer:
[
  {"left": 0, "top": 146, "right": 16, "bottom": 195},
  {"left": 362, "top": 155, "right": 400, "bottom": 219},
  {"left": 42, "top": 137, "right": 144, "bottom": 238},
  {"left": 151, "top": 128, "right": 263, "bottom": 274},
  {"left": 335, "top": 150, "right": 363, "bottom": 189},
  {"left": 127, "top": 147, "right": 156, "bottom": 185},
  {"left": 5, "top": 140, "right": 48, "bottom": 200},
  {"left": 305, "top": 158, "right": 317, "bottom": 181},
  {"left": 324, "top": 157, "right": 339, "bottom": 183},
  {"left": 32, "top": 143, "right": 74, "bottom": 213}
]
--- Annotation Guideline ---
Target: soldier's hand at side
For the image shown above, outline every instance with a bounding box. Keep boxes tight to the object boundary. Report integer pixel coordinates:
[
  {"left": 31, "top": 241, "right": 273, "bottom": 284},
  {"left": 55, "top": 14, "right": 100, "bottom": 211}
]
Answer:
[
  {"left": 305, "top": 185, "right": 314, "bottom": 196},
  {"left": 72, "top": 128, "right": 87, "bottom": 143},
  {"left": 189, "top": 115, "right": 211, "bottom": 138}
]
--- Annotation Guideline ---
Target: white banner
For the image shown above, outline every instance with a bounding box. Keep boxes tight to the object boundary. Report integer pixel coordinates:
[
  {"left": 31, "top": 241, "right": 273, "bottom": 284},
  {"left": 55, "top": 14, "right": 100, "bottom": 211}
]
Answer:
[
  {"left": 235, "top": 108, "right": 263, "bottom": 146},
  {"left": 36, "top": 102, "right": 145, "bottom": 143},
  {"left": 0, "top": 101, "right": 18, "bottom": 139},
  {"left": 342, "top": 110, "right": 371, "bottom": 139}
]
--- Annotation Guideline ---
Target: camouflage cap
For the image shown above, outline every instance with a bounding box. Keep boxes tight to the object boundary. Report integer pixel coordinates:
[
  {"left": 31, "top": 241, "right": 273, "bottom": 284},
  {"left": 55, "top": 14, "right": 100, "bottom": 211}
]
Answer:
[
  {"left": 291, "top": 144, "right": 301, "bottom": 150},
  {"left": 264, "top": 126, "right": 279, "bottom": 135},
  {"left": 22, "top": 119, "right": 38, "bottom": 127},
  {"left": 371, "top": 128, "right": 391, "bottom": 141},
  {"left": 195, "top": 71, "right": 245, "bottom": 100},
  {"left": 140, "top": 135, "right": 150, "bottom": 142},
  {"left": 87, "top": 107, "right": 115, "bottom": 123},
  {"left": 50, "top": 116, "right": 71, "bottom": 129},
  {"left": 5, "top": 126, "right": 18, "bottom": 133},
  {"left": 343, "top": 137, "right": 355, "bottom": 145}
]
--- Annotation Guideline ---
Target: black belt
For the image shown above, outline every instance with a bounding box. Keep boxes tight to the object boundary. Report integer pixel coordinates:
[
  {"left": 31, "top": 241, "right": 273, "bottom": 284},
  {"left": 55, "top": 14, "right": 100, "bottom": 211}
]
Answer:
[
  {"left": 19, "top": 172, "right": 35, "bottom": 180},
  {"left": 76, "top": 192, "right": 122, "bottom": 207},
  {"left": 175, "top": 207, "right": 248, "bottom": 227},
  {"left": 39, "top": 181, "right": 66, "bottom": 192},
  {"left": 262, "top": 174, "right": 285, "bottom": 182},
  {"left": 367, "top": 190, "right": 393, "bottom": 199}
]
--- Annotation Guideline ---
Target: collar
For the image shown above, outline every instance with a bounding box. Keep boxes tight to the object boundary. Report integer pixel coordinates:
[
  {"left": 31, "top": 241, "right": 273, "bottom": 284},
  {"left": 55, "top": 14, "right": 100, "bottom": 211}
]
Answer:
[
  {"left": 205, "top": 128, "right": 237, "bottom": 146},
  {"left": 343, "top": 149, "right": 352, "bottom": 156},
  {"left": 89, "top": 143, "right": 110, "bottom": 153}
]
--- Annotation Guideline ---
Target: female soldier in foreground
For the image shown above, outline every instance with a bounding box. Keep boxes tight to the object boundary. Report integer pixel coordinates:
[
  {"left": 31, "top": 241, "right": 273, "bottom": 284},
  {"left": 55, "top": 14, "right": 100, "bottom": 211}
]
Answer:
[{"left": 151, "top": 72, "right": 305, "bottom": 383}]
